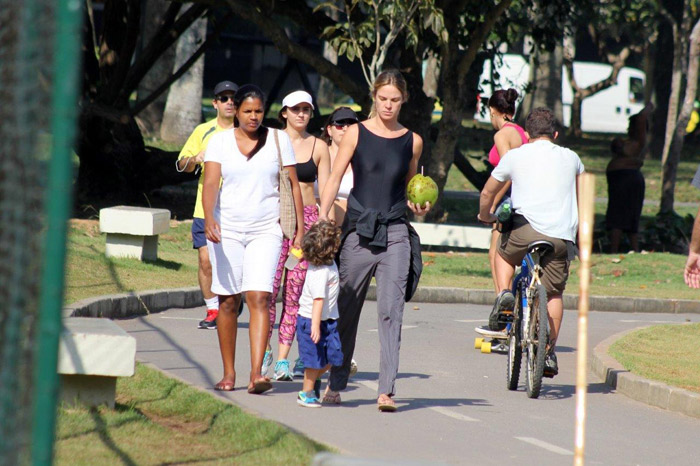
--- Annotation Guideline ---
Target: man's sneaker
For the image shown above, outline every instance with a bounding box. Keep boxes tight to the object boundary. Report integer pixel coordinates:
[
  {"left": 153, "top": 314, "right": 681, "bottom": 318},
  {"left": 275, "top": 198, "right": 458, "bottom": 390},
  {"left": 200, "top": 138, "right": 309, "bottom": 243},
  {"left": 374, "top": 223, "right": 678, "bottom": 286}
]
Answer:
[
  {"left": 292, "top": 357, "right": 305, "bottom": 378},
  {"left": 261, "top": 348, "right": 273, "bottom": 376},
  {"left": 544, "top": 350, "right": 558, "bottom": 378},
  {"left": 198, "top": 309, "right": 218, "bottom": 330},
  {"left": 297, "top": 391, "right": 321, "bottom": 408},
  {"left": 273, "top": 359, "right": 293, "bottom": 381},
  {"left": 488, "top": 290, "right": 515, "bottom": 331},
  {"left": 313, "top": 378, "right": 322, "bottom": 400},
  {"left": 349, "top": 359, "right": 358, "bottom": 377}
]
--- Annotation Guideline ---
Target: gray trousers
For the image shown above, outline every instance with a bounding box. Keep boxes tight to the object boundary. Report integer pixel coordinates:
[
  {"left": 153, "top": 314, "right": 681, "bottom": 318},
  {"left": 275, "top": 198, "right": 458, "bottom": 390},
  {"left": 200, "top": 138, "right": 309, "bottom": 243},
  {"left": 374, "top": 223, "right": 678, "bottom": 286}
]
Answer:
[{"left": 329, "top": 223, "right": 410, "bottom": 396}]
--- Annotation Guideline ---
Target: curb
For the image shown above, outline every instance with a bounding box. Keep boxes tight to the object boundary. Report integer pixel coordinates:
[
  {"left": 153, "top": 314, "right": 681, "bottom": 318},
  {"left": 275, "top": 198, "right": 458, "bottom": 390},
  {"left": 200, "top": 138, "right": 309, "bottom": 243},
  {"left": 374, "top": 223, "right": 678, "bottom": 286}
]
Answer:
[
  {"left": 65, "top": 285, "right": 700, "bottom": 319},
  {"left": 591, "top": 327, "right": 700, "bottom": 420}
]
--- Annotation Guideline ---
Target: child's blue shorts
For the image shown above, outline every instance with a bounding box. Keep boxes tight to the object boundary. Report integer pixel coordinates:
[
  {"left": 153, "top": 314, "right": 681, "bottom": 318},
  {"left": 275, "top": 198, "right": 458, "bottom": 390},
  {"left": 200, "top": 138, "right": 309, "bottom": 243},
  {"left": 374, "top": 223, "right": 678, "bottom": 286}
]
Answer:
[{"left": 296, "top": 316, "right": 343, "bottom": 370}]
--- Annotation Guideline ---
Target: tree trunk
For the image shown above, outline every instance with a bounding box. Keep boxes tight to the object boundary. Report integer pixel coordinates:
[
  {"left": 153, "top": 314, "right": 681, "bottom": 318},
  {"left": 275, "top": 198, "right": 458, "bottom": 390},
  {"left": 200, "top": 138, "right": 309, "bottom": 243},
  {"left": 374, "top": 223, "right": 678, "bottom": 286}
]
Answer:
[
  {"left": 659, "top": 37, "right": 683, "bottom": 168},
  {"left": 136, "top": 0, "right": 177, "bottom": 137},
  {"left": 160, "top": 16, "right": 208, "bottom": 144},
  {"left": 518, "top": 44, "right": 564, "bottom": 136},
  {"left": 660, "top": 16, "right": 700, "bottom": 214},
  {"left": 649, "top": 17, "right": 674, "bottom": 159}
]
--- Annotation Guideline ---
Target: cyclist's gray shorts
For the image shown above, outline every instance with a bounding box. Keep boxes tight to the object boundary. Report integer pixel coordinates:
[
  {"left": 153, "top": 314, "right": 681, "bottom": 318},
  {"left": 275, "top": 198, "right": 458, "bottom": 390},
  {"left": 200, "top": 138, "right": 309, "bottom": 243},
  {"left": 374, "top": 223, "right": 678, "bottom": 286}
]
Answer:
[{"left": 498, "top": 218, "right": 570, "bottom": 295}]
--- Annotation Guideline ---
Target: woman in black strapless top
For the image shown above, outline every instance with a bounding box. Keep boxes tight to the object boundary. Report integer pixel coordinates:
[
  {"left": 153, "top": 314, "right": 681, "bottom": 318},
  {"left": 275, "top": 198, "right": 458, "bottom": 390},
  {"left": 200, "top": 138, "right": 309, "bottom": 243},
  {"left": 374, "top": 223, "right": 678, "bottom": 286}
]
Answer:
[
  {"left": 319, "top": 70, "right": 430, "bottom": 412},
  {"left": 263, "top": 91, "right": 332, "bottom": 382}
]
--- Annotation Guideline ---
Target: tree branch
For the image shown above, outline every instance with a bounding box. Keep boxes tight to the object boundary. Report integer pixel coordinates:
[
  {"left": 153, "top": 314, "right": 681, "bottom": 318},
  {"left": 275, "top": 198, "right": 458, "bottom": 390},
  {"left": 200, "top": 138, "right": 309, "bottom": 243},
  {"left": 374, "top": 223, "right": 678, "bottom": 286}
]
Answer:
[
  {"left": 456, "top": 0, "right": 513, "bottom": 82},
  {"left": 224, "top": 0, "right": 368, "bottom": 106},
  {"left": 131, "top": 12, "right": 232, "bottom": 117},
  {"left": 118, "top": 3, "right": 208, "bottom": 102}
]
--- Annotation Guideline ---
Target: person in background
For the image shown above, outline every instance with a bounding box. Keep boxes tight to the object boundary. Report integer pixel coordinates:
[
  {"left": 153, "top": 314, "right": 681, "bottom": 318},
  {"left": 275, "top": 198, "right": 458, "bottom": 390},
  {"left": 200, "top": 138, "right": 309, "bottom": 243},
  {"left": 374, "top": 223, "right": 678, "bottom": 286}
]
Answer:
[
  {"left": 320, "top": 107, "right": 360, "bottom": 226},
  {"left": 295, "top": 221, "right": 344, "bottom": 408},
  {"left": 264, "top": 91, "right": 332, "bottom": 382},
  {"left": 684, "top": 164, "right": 700, "bottom": 288},
  {"left": 202, "top": 84, "right": 305, "bottom": 393},
  {"left": 485, "top": 88, "right": 529, "bottom": 330},
  {"left": 605, "top": 103, "right": 653, "bottom": 253},
  {"left": 176, "top": 80, "right": 238, "bottom": 330}
]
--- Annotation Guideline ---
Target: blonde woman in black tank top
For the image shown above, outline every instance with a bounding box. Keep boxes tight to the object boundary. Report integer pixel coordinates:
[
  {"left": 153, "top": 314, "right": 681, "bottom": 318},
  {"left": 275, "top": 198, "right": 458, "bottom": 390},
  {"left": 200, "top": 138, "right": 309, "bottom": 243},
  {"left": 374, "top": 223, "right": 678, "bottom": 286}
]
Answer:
[
  {"left": 319, "top": 70, "right": 430, "bottom": 412},
  {"left": 263, "top": 91, "right": 333, "bottom": 382}
]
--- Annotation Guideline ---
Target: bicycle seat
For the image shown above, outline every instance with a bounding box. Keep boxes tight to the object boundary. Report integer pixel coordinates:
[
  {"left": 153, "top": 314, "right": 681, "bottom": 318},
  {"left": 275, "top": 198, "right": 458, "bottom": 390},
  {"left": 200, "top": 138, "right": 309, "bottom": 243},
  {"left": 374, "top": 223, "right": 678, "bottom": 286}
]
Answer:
[{"left": 527, "top": 240, "right": 554, "bottom": 255}]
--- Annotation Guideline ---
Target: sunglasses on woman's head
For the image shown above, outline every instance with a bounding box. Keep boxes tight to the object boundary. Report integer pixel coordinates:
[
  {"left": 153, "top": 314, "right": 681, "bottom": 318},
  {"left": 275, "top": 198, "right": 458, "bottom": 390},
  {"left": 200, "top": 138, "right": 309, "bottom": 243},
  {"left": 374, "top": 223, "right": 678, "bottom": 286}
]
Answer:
[{"left": 216, "top": 95, "right": 234, "bottom": 103}]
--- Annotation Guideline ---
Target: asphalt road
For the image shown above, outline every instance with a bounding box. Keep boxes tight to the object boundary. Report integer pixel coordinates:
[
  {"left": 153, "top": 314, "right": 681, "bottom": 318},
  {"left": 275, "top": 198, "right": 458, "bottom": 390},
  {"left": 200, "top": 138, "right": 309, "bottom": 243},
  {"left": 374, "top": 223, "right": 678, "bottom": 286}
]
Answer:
[{"left": 116, "top": 302, "right": 700, "bottom": 465}]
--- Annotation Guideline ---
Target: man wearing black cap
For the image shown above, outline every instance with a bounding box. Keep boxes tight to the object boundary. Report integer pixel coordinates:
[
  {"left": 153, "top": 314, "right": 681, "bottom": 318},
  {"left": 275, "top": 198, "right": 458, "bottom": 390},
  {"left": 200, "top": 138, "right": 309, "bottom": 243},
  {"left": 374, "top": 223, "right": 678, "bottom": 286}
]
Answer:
[{"left": 176, "top": 80, "right": 238, "bottom": 329}]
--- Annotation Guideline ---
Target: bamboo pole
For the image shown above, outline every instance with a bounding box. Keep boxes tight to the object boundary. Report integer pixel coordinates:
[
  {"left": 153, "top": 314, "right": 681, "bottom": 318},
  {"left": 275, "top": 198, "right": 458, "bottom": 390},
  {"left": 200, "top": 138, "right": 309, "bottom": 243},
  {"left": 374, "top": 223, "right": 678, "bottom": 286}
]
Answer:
[{"left": 574, "top": 173, "right": 595, "bottom": 465}]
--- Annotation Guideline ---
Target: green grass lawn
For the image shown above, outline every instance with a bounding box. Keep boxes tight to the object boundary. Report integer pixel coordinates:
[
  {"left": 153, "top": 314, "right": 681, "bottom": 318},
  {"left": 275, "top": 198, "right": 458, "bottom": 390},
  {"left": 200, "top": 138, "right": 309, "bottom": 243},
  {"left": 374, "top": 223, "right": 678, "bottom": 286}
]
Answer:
[
  {"left": 55, "top": 365, "right": 329, "bottom": 465},
  {"left": 66, "top": 218, "right": 696, "bottom": 305},
  {"left": 609, "top": 323, "right": 700, "bottom": 394}
]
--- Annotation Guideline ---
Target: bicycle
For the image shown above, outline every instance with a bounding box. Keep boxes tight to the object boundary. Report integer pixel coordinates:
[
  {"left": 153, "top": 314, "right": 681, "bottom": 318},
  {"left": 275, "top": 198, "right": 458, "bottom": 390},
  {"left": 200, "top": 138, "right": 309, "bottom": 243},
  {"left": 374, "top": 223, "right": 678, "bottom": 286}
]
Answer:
[{"left": 505, "top": 240, "right": 552, "bottom": 399}]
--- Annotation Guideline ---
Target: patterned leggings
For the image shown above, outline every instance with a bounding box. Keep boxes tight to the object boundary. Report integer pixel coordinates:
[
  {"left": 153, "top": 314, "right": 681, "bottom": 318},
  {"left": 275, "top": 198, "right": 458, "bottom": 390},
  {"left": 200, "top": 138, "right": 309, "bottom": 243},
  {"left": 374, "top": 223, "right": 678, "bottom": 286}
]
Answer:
[{"left": 268, "top": 205, "right": 318, "bottom": 346}]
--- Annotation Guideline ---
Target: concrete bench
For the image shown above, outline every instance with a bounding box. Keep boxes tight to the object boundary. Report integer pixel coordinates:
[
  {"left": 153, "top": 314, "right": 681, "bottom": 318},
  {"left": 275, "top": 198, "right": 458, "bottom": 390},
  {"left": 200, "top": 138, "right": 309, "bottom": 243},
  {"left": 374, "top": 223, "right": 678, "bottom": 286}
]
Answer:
[
  {"left": 99, "top": 206, "right": 170, "bottom": 261},
  {"left": 58, "top": 317, "right": 136, "bottom": 408},
  {"left": 411, "top": 222, "right": 491, "bottom": 250}
]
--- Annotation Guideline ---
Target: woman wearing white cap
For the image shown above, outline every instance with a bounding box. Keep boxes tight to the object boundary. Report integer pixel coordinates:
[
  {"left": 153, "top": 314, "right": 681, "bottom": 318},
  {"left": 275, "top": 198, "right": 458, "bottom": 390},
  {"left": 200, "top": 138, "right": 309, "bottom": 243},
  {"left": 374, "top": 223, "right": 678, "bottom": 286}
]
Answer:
[{"left": 264, "top": 90, "right": 332, "bottom": 382}]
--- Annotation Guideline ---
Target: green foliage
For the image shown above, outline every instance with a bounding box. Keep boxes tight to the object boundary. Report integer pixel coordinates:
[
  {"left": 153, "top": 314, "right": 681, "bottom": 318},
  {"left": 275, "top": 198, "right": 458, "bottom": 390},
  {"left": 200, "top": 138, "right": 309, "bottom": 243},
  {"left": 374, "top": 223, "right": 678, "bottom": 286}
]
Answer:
[
  {"left": 640, "top": 210, "right": 694, "bottom": 253},
  {"left": 314, "top": 0, "right": 443, "bottom": 84}
]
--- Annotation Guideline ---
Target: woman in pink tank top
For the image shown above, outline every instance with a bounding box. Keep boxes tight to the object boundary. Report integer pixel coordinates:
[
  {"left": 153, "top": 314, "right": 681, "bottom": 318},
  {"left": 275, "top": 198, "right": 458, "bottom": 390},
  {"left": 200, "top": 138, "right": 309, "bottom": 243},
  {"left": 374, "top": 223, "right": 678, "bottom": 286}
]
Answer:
[{"left": 486, "top": 89, "right": 528, "bottom": 295}]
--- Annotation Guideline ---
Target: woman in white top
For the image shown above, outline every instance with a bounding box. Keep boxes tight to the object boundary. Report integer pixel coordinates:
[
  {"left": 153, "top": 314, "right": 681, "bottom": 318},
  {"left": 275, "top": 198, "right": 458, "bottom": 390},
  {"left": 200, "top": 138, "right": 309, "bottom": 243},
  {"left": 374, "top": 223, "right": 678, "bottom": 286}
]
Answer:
[
  {"left": 320, "top": 107, "right": 359, "bottom": 226},
  {"left": 203, "top": 84, "right": 305, "bottom": 394}
]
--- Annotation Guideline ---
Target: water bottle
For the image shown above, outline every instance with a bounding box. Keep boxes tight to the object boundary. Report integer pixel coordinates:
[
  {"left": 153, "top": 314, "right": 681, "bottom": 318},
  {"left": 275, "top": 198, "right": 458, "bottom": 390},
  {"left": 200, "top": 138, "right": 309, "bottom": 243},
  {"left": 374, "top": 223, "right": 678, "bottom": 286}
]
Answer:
[{"left": 495, "top": 199, "right": 512, "bottom": 223}]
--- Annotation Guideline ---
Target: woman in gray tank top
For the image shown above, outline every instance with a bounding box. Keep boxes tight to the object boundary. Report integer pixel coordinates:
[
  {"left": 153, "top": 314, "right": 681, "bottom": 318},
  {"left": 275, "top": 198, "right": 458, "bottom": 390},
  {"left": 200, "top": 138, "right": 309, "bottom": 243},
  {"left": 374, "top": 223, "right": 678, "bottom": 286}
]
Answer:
[{"left": 319, "top": 70, "right": 430, "bottom": 412}]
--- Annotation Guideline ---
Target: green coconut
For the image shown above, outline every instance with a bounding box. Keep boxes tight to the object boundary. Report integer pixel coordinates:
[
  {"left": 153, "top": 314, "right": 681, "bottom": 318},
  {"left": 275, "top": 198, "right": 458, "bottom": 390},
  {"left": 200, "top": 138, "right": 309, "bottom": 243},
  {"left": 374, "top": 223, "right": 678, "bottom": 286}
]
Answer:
[{"left": 406, "top": 173, "right": 438, "bottom": 207}]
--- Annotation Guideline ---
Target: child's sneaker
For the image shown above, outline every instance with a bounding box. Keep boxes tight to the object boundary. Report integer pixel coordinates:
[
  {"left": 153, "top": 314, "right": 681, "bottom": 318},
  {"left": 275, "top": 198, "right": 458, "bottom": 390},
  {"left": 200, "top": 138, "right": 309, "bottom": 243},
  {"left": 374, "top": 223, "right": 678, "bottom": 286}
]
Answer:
[
  {"left": 297, "top": 391, "right": 321, "bottom": 408},
  {"left": 198, "top": 309, "right": 218, "bottom": 329},
  {"left": 292, "top": 357, "right": 305, "bottom": 378},
  {"left": 273, "top": 359, "right": 293, "bottom": 381},
  {"left": 261, "top": 348, "right": 273, "bottom": 376}
]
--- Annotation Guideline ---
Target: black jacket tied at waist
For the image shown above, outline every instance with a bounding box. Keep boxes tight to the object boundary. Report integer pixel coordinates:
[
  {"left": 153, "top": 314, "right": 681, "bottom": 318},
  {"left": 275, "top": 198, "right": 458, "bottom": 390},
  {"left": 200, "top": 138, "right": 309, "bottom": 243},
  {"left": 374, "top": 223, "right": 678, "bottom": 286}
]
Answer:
[{"left": 341, "top": 193, "right": 423, "bottom": 302}]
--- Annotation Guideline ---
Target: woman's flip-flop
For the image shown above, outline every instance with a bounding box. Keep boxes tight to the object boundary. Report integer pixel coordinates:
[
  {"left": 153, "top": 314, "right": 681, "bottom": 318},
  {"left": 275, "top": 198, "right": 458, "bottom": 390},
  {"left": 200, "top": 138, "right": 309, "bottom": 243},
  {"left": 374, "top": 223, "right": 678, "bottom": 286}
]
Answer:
[
  {"left": 247, "top": 379, "right": 272, "bottom": 394},
  {"left": 377, "top": 395, "right": 397, "bottom": 412},
  {"left": 214, "top": 380, "right": 235, "bottom": 391}
]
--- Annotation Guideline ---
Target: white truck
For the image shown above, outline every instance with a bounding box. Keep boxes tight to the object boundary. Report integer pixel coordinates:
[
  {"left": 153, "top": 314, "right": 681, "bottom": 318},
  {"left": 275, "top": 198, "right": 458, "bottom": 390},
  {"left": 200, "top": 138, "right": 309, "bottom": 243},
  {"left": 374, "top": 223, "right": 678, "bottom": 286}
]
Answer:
[{"left": 475, "top": 54, "right": 646, "bottom": 134}]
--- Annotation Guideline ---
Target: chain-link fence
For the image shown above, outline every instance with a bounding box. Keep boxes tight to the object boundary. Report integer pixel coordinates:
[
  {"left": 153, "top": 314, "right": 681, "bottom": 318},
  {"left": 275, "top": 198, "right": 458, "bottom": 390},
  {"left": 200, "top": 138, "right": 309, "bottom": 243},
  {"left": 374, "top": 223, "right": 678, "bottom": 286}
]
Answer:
[{"left": 0, "top": 0, "right": 81, "bottom": 464}]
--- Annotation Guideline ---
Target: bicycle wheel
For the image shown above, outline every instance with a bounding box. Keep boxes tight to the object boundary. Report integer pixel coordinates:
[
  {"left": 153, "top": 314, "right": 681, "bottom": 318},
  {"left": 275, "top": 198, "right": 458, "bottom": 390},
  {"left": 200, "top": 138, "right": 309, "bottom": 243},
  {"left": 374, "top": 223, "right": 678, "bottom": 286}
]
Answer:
[
  {"left": 506, "top": 284, "right": 523, "bottom": 391},
  {"left": 525, "top": 284, "right": 549, "bottom": 399}
]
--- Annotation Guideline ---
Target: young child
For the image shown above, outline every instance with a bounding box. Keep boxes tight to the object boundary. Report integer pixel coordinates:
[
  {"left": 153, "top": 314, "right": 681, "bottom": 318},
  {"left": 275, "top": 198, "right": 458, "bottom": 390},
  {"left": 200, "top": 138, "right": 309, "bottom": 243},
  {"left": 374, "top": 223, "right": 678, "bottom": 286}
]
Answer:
[{"left": 295, "top": 220, "right": 344, "bottom": 408}]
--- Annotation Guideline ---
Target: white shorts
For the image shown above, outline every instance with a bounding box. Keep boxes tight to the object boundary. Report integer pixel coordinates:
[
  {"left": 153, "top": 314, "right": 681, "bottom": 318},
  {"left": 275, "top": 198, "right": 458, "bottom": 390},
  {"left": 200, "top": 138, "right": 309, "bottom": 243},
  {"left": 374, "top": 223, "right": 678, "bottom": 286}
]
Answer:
[{"left": 207, "top": 223, "right": 283, "bottom": 295}]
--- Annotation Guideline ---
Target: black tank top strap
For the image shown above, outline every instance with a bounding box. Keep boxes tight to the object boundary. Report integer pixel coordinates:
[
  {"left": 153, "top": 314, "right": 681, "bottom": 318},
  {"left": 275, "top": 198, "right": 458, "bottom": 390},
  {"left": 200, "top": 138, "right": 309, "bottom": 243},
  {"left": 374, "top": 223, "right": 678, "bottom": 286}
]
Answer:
[{"left": 296, "top": 137, "right": 318, "bottom": 183}]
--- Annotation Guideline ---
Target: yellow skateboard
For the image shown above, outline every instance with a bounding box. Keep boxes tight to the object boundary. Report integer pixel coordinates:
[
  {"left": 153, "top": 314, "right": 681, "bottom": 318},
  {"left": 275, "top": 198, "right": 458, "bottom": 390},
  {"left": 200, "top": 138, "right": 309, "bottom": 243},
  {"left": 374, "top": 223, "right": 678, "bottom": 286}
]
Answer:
[{"left": 474, "top": 326, "right": 508, "bottom": 353}]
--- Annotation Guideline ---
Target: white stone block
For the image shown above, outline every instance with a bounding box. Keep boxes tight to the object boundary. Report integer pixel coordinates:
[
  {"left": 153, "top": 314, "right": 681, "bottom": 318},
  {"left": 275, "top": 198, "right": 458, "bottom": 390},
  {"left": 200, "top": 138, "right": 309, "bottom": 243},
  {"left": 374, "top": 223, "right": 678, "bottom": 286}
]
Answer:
[
  {"left": 411, "top": 223, "right": 491, "bottom": 250},
  {"left": 58, "top": 317, "right": 136, "bottom": 377},
  {"left": 99, "top": 205, "right": 170, "bottom": 236},
  {"left": 105, "top": 233, "right": 159, "bottom": 261},
  {"left": 99, "top": 206, "right": 170, "bottom": 261}
]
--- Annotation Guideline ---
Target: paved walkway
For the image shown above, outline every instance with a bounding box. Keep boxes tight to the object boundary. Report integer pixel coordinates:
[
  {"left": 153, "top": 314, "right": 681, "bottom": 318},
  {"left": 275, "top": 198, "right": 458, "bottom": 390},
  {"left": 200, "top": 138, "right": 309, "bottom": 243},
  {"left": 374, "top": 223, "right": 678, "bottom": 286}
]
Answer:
[{"left": 115, "top": 300, "right": 700, "bottom": 465}]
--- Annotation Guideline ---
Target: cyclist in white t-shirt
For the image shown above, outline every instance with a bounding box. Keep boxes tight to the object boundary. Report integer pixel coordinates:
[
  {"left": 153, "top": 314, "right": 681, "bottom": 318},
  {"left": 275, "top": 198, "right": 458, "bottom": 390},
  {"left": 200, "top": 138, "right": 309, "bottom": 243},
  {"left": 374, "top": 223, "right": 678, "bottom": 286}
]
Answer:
[
  {"left": 202, "top": 84, "right": 305, "bottom": 394},
  {"left": 478, "top": 107, "right": 585, "bottom": 377}
]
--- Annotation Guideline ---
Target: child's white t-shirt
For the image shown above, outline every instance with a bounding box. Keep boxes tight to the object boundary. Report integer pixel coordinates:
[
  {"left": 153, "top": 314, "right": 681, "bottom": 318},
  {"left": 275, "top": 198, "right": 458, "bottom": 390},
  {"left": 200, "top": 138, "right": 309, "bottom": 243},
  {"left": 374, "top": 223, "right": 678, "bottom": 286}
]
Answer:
[
  {"left": 204, "top": 128, "right": 296, "bottom": 233},
  {"left": 298, "top": 263, "right": 339, "bottom": 321}
]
